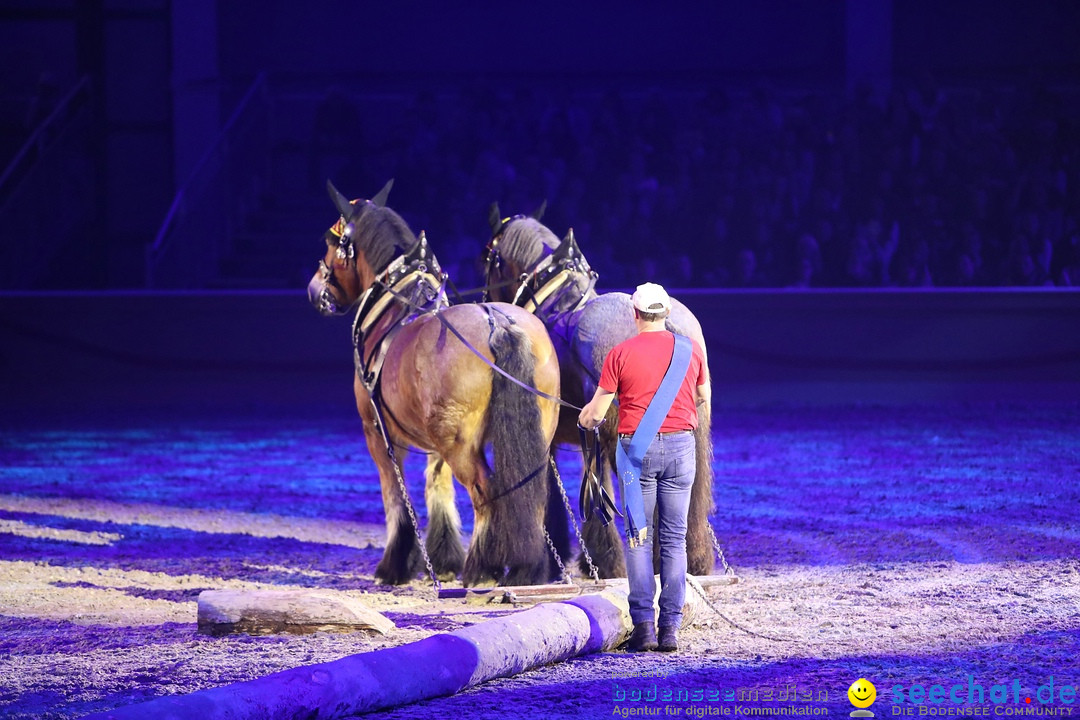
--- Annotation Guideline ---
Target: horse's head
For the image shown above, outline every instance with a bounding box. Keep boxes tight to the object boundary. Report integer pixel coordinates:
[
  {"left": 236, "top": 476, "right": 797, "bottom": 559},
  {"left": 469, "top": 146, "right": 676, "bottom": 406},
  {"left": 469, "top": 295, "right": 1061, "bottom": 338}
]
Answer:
[
  {"left": 482, "top": 201, "right": 552, "bottom": 303},
  {"left": 483, "top": 202, "right": 596, "bottom": 314},
  {"left": 308, "top": 179, "right": 416, "bottom": 315}
]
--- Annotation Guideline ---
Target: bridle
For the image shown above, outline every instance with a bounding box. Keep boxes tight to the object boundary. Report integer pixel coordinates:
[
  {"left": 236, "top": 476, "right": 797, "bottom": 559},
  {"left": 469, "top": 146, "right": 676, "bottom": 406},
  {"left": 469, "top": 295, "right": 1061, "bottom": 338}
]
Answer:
[
  {"left": 480, "top": 214, "right": 523, "bottom": 303},
  {"left": 312, "top": 209, "right": 361, "bottom": 315}
]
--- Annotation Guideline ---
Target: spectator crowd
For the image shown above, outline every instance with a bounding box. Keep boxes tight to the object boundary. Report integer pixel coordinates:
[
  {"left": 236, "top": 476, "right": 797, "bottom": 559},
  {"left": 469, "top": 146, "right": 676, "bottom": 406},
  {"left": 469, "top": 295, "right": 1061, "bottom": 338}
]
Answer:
[{"left": 315, "top": 75, "right": 1080, "bottom": 290}]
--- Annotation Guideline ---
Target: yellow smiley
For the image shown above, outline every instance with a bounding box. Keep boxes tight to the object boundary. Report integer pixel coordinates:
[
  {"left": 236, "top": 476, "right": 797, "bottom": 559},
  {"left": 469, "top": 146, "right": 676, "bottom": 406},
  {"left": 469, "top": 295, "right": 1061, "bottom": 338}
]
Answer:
[{"left": 848, "top": 678, "right": 877, "bottom": 708}]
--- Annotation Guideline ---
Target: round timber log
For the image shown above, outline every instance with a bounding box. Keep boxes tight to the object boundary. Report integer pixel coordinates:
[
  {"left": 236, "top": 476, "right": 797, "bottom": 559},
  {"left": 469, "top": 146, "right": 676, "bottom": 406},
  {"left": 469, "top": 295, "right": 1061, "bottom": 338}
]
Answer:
[{"left": 84, "top": 588, "right": 633, "bottom": 720}]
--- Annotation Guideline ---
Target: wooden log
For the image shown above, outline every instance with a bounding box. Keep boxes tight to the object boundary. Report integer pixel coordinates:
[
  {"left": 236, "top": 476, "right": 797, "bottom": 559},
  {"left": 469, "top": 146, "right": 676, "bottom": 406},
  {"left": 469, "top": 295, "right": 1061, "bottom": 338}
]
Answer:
[
  {"left": 197, "top": 589, "right": 395, "bottom": 636},
  {"left": 595, "top": 576, "right": 710, "bottom": 628},
  {"left": 682, "top": 574, "right": 708, "bottom": 628},
  {"left": 438, "top": 572, "right": 738, "bottom": 603},
  {"left": 461, "top": 577, "right": 712, "bottom": 625},
  {"left": 693, "top": 573, "right": 740, "bottom": 588},
  {"left": 84, "top": 589, "right": 632, "bottom": 720}
]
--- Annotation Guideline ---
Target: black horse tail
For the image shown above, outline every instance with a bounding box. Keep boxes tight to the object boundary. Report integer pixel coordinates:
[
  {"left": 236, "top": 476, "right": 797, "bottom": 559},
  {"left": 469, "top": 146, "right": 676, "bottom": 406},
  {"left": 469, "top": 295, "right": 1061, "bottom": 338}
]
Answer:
[{"left": 476, "top": 311, "right": 562, "bottom": 585}]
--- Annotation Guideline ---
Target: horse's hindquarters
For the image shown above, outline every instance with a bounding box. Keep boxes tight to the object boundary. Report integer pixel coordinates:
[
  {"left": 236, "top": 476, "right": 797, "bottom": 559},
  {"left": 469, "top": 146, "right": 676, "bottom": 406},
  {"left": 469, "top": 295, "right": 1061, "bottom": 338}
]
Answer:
[
  {"left": 375, "top": 305, "right": 558, "bottom": 451},
  {"left": 370, "top": 303, "right": 562, "bottom": 586}
]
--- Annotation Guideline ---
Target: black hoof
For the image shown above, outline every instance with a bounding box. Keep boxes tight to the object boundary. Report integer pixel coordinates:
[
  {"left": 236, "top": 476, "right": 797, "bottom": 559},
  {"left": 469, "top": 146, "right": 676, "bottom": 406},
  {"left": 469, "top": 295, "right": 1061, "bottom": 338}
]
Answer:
[
  {"left": 462, "top": 557, "right": 503, "bottom": 587},
  {"left": 375, "top": 544, "right": 423, "bottom": 585}
]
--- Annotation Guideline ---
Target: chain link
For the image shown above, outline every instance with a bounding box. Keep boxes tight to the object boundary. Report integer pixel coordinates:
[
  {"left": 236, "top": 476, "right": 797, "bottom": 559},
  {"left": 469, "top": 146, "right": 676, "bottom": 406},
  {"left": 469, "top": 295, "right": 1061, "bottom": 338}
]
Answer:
[
  {"left": 388, "top": 457, "right": 441, "bottom": 594},
  {"left": 549, "top": 456, "right": 601, "bottom": 584},
  {"left": 543, "top": 526, "right": 571, "bottom": 584},
  {"left": 694, "top": 518, "right": 788, "bottom": 640},
  {"left": 708, "top": 523, "right": 734, "bottom": 576},
  {"left": 369, "top": 403, "right": 442, "bottom": 596},
  {"left": 687, "top": 576, "right": 789, "bottom": 642}
]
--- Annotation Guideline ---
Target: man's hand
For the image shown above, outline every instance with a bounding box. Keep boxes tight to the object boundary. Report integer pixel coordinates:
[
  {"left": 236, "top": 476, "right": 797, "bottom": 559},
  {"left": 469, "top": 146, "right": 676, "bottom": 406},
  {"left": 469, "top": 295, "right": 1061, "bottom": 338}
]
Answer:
[{"left": 578, "top": 387, "right": 615, "bottom": 430}]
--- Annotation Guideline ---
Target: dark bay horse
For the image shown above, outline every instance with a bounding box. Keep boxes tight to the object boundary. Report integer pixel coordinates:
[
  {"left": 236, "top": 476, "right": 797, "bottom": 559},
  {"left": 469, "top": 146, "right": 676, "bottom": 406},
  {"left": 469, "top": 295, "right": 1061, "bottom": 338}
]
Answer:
[
  {"left": 307, "top": 182, "right": 566, "bottom": 586},
  {"left": 482, "top": 208, "right": 716, "bottom": 578}
]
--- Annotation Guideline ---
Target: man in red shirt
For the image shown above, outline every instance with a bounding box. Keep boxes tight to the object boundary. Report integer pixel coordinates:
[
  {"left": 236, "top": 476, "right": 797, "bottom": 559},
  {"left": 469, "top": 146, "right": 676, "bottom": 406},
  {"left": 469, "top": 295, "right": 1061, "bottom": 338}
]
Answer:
[{"left": 579, "top": 283, "right": 710, "bottom": 652}]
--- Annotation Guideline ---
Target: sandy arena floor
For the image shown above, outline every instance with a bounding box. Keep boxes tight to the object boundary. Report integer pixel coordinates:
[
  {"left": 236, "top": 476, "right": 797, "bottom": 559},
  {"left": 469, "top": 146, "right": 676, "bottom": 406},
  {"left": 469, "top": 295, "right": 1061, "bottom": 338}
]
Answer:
[{"left": 1, "top": 403, "right": 1078, "bottom": 719}]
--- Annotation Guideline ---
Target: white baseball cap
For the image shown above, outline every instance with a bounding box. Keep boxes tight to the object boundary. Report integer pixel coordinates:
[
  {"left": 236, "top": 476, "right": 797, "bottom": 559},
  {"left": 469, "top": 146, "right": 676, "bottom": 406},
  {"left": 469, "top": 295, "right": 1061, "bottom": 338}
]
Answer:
[{"left": 632, "top": 282, "right": 671, "bottom": 314}]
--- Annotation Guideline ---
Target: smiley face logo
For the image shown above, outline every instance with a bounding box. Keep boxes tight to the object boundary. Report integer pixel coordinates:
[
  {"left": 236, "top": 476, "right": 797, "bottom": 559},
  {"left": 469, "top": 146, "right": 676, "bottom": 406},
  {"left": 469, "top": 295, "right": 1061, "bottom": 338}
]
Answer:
[{"left": 848, "top": 678, "right": 877, "bottom": 708}]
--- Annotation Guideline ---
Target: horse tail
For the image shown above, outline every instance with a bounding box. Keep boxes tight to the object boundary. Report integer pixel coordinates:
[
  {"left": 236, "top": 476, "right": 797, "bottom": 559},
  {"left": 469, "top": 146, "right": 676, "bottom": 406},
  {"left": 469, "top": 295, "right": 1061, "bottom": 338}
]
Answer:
[
  {"left": 687, "top": 404, "right": 717, "bottom": 575},
  {"left": 666, "top": 316, "right": 717, "bottom": 576},
  {"left": 481, "top": 312, "right": 553, "bottom": 583}
]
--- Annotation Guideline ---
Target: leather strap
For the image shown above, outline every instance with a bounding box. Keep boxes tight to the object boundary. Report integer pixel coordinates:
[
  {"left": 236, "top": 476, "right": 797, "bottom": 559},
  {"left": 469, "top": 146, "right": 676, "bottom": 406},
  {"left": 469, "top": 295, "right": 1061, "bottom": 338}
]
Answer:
[
  {"left": 382, "top": 283, "right": 581, "bottom": 411},
  {"left": 579, "top": 426, "right": 619, "bottom": 526}
]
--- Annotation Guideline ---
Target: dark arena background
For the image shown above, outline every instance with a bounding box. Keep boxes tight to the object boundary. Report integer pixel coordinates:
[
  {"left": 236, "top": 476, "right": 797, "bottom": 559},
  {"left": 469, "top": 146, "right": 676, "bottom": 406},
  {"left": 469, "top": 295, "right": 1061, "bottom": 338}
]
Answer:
[{"left": 2, "top": 2, "right": 1080, "bottom": 719}]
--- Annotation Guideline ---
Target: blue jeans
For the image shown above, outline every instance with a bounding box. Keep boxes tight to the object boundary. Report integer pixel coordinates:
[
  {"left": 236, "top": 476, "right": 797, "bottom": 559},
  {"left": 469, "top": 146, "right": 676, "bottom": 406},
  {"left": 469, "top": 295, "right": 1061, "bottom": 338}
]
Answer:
[{"left": 621, "top": 430, "right": 695, "bottom": 629}]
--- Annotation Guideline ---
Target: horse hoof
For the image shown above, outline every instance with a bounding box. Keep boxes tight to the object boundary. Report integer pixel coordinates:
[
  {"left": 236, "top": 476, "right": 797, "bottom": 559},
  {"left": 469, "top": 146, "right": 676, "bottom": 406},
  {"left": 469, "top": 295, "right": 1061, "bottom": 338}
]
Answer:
[
  {"left": 430, "top": 553, "right": 464, "bottom": 581},
  {"left": 375, "top": 558, "right": 414, "bottom": 586},
  {"left": 374, "top": 572, "right": 409, "bottom": 586},
  {"left": 461, "top": 564, "right": 503, "bottom": 588}
]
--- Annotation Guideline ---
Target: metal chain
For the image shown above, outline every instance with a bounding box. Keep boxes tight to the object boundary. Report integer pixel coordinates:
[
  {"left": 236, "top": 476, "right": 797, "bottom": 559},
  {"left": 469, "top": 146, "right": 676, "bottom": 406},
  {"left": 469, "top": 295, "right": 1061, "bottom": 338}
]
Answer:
[
  {"left": 549, "top": 456, "right": 601, "bottom": 584},
  {"left": 387, "top": 456, "right": 441, "bottom": 594},
  {"left": 692, "top": 518, "right": 787, "bottom": 640},
  {"left": 369, "top": 400, "right": 442, "bottom": 596},
  {"left": 708, "top": 523, "right": 735, "bottom": 576},
  {"left": 687, "top": 576, "right": 790, "bottom": 642},
  {"left": 542, "top": 526, "right": 571, "bottom": 584}
]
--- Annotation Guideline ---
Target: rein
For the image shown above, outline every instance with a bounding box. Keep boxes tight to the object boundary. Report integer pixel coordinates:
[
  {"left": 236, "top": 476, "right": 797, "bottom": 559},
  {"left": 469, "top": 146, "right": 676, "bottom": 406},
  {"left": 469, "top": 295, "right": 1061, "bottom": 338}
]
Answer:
[
  {"left": 447, "top": 274, "right": 520, "bottom": 304},
  {"left": 331, "top": 225, "right": 582, "bottom": 412},
  {"left": 484, "top": 228, "right": 601, "bottom": 392},
  {"left": 578, "top": 425, "right": 619, "bottom": 526},
  {"left": 378, "top": 282, "right": 582, "bottom": 412}
]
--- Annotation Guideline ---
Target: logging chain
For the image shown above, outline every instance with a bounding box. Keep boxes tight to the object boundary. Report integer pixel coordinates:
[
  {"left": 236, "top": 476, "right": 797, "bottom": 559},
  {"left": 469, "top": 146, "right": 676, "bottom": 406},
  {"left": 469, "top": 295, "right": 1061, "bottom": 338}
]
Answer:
[{"left": 688, "top": 579, "right": 792, "bottom": 643}]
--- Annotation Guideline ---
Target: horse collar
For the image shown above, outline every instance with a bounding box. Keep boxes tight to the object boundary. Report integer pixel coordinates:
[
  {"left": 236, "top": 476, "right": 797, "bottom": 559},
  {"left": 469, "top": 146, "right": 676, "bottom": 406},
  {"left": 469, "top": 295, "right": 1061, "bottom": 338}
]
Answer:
[
  {"left": 513, "top": 249, "right": 595, "bottom": 316},
  {"left": 352, "top": 234, "right": 447, "bottom": 393}
]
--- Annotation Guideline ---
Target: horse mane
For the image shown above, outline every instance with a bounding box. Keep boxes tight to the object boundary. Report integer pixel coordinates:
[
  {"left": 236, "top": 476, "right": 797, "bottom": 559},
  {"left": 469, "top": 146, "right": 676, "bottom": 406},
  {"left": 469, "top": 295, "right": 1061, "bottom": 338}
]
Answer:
[
  {"left": 499, "top": 217, "right": 561, "bottom": 271},
  {"left": 351, "top": 202, "right": 419, "bottom": 273}
]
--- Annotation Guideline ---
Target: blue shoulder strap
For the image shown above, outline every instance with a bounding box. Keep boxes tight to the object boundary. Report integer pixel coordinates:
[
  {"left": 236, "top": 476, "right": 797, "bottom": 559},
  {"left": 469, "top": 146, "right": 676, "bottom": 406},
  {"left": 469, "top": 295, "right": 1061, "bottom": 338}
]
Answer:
[{"left": 615, "top": 333, "right": 693, "bottom": 547}]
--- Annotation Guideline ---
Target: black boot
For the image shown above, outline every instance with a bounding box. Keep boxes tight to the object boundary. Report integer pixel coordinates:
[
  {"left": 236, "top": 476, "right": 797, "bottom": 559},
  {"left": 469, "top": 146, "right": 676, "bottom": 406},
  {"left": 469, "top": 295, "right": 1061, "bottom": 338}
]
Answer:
[
  {"left": 657, "top": 624, "right": 679, "bottom": 652},
  {"left": 626, "top": 621, "right": 658, "bottom": 652}
]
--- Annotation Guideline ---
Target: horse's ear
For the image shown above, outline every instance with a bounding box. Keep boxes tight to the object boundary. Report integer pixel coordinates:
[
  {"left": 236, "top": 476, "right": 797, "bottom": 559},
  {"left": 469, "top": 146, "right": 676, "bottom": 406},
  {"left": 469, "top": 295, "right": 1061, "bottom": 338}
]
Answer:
[
  {"left": 531, "top": 200, "right": 547, "bottom": 222},
  {"left": 488, "top": 202, "right": 502, "bottom": 235},
  {"left": 327, "top": 179, "right": 353, "bottom": 218},
  {"left": 371, "top": 179, "right": 394, "bottom": 207}
]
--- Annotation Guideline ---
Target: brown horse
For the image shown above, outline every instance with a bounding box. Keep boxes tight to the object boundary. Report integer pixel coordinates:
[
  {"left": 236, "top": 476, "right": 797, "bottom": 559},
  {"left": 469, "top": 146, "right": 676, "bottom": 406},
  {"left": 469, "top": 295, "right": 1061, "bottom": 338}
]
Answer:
[
  {"left": 307, "top": 181, "right": 566, "bottom": 586},
  {"left": 482, "top": 207, "right": 717, "bottom": 578}
]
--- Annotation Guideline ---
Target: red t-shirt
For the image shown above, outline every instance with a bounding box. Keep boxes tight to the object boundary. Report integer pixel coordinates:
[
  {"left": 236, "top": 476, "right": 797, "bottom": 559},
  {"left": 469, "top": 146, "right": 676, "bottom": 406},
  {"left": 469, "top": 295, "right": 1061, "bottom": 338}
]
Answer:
[{"left": 598, "top": 331, "right": 708, "bottom": 435}]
